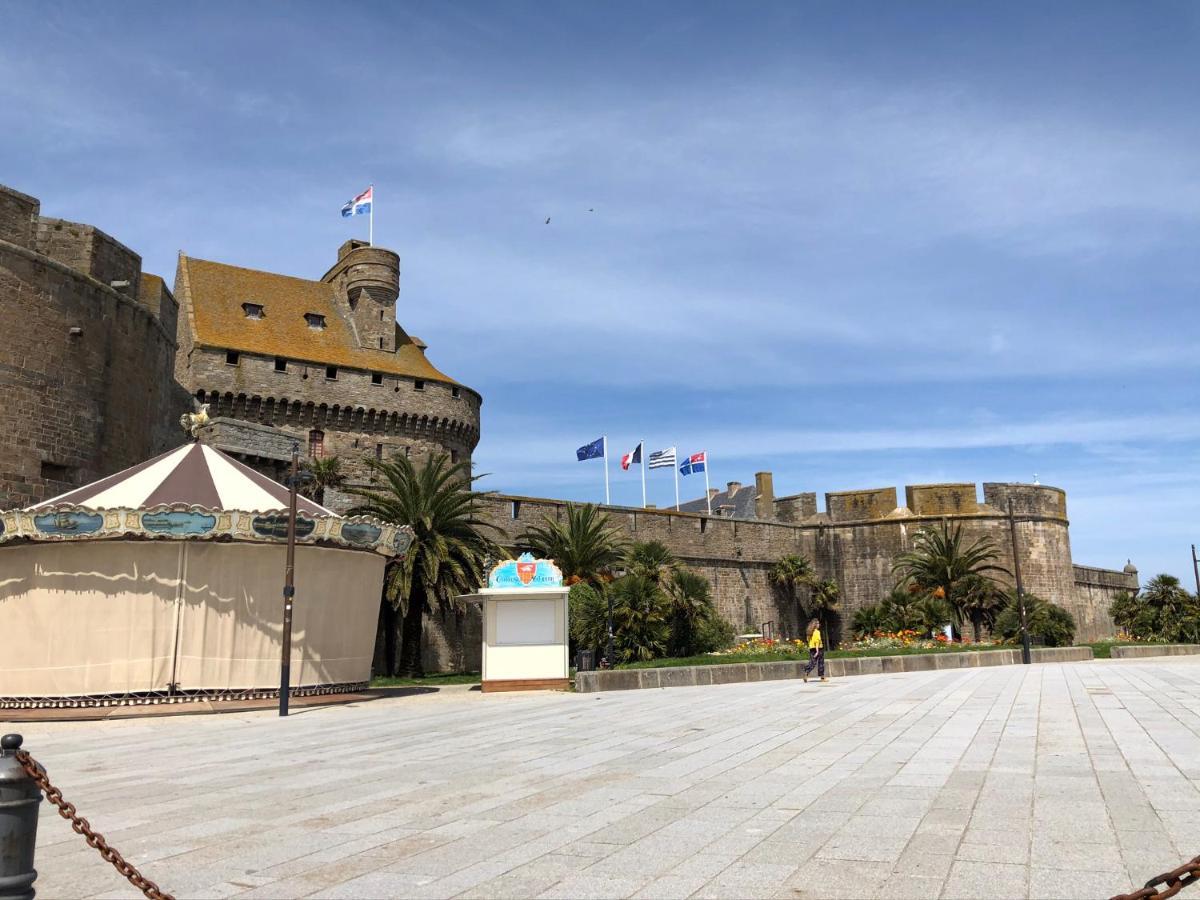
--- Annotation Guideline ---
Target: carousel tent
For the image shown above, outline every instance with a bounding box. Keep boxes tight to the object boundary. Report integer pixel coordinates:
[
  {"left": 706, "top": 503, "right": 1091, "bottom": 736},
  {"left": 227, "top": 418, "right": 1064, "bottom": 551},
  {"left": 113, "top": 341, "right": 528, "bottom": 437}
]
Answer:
[{"left": 0, "top": 442, "right": 410, "bottom": 707}]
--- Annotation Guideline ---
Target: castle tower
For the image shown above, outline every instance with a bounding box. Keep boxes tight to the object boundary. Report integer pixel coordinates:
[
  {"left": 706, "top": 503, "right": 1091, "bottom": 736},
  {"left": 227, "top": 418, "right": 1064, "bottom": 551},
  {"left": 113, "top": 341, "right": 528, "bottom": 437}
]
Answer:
[
  {"left": 321, "top": 239, "right": 400, "bottom": 352},
  {"left": 172, "top": 240, "right": 481, "bottom": 511}
]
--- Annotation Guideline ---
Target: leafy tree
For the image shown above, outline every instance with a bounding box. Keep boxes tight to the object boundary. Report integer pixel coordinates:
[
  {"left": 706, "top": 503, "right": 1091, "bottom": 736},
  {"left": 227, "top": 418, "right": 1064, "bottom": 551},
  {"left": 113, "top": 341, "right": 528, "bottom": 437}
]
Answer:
[
  {"left": 302, "top": 455, "right": 345, "bottom": 506},
  {"left": 893, "top": 523, "right": 1008, "bottom": 623},
  {"left": 665, "top": 568, "right": 731, "bottom": 656},
  {"left": 807, "top": 578, "right": 841, "bottom": 647},
  {"left": 1108, "top": 590, "right": 1141, "bottom": 635},
  {"left": 1116, "top": 575, "right": 1200, "bottom": 642},
  {"left": 607, "top": 574, "right": 671, "bottom": 662},
  {"left": 770, "top": 555, "right": 840, "bottom": 645},
  {"left": 880, "top": 585, "right": 927, "bottom": 632},
  {"left": 951, "top": 574, "right": 1009, "bottom": 642},
  {"left": 569, "top": 582, "right": 609, "bottom": 656},
  {"left": 915, "top": 594, "right": 956, "bottom": 634},
  {"left": 518, "top": 503, "right": 626, "bottom": 586},
  {"left": 993, "top": 594, "right": 1076, "bottom": 648},
  {"left": 347, "top": 453, "right": 501, "bottom": 676},
  {"left": 625, "top": 540, "right": 679, "bottom": 586}
]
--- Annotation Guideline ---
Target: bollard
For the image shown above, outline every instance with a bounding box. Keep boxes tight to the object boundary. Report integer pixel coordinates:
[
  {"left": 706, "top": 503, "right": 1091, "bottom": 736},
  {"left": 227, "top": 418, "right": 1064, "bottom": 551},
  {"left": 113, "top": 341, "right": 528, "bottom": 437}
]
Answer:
[{"left": 0, "top": 735, "right": 42, "bottom": 900}]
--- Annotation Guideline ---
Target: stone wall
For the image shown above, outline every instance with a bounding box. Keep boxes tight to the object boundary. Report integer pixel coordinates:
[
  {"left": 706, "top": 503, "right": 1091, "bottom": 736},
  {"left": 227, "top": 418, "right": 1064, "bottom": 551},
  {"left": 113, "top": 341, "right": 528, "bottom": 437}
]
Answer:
[
  {"left": 1074, "top": 563, "right": 1140, "bottom": 639},
  {"left": 415, "top": 482, "right": 1121, "bottom": 672},
  {"left": 0, "top": 185, "right": 187, "bottom": 510}
]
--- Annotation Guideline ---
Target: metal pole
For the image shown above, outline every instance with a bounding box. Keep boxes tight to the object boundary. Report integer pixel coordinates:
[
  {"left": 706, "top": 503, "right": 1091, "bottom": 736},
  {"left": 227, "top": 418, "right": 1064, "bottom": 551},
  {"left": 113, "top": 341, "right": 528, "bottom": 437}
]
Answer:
[
  {"left": 1192, "top": 544, "right": 1199, "bottom": 599},
  {"left": 0, "top": 734, "right": 41, "bottom": 900},
  {"left": 280, "top": 444, "right": 299, "bottom": 717},
  {"left": 605, "top": 584, "right": 615, "bottom": 667},
  {"left": 1007, "top": 498, "right": 1032, "bottom": 665}
]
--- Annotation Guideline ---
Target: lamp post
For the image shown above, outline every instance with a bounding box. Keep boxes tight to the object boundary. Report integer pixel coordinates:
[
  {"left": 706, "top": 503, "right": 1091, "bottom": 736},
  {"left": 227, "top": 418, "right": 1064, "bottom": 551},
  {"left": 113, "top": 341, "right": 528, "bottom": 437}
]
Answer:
[
  {"left": 605, "top": 583, "right": 615, "bottom": 667},
  {"left": 280, "top": 443, "right": 300, "bottom": 717},
  {"left": 1007, "top": 497, "right": 1032, "bottom": 665},
  {"left": 1192, "top": 544, "right": 1199, "bottom": 599}
]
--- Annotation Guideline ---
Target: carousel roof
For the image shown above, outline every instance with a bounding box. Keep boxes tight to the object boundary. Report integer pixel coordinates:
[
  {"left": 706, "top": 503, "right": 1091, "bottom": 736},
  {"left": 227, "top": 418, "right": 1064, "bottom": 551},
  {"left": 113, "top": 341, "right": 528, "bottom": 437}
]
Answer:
[{"left": 31, "top": 442, "right": 334, "bottom": 517}]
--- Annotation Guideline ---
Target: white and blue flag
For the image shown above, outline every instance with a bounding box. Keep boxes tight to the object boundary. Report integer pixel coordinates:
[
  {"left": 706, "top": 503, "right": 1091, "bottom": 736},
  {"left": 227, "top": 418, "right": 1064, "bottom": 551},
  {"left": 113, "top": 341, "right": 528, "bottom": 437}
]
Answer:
[{"left": 341, "top": 185, "right": 373, "bottom": 218}]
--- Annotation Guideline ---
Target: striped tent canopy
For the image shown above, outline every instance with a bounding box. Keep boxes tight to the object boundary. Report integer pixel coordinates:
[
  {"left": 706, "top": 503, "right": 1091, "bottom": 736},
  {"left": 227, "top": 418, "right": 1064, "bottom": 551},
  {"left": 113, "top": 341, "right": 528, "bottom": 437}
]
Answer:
[{"left": 32, "top": 442, "right": 334, "bottom": 516}]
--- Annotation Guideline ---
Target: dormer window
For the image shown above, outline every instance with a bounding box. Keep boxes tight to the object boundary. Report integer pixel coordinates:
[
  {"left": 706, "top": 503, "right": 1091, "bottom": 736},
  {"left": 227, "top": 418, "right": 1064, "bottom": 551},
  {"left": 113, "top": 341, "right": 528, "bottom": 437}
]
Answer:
[
  {"left": 304, "top": 313, "right": 326, "bottom": 329},
  {"left": 242, "top": 302, "right": 264, "bottom": 319}
]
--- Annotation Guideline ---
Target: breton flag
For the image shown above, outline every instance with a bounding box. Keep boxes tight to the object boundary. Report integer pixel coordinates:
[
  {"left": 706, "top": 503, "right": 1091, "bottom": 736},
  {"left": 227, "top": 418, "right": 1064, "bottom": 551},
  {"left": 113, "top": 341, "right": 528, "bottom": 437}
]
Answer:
[
  {"left": 679, "top": 452, "right": 707, "bottom": 476},
  {"left": 620, "top": 442, "right": 643, "bottom": 471},
  {"left": 647, "top": 447, "right": 676, "bottom": 469},
  {"left": 341, "top": 186, "right": 373, "bottom": 218}
]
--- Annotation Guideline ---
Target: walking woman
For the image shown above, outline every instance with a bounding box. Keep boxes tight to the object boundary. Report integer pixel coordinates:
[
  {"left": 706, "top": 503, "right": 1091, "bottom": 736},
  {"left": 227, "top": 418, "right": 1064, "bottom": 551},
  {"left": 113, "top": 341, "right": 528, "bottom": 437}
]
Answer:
[{"left": 802, "top": 618, "right": 826, "bottom": 683}]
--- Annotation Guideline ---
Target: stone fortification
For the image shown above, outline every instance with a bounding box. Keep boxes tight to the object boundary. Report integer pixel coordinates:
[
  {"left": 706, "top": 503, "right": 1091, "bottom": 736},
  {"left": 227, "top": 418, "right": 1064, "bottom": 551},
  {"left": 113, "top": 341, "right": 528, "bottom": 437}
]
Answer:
[
  {"left": 175, "top": 240, "right": 480, "bottom": 498},
  {"left": 0, "top": 185, "right": 188, "bottom": 508}
]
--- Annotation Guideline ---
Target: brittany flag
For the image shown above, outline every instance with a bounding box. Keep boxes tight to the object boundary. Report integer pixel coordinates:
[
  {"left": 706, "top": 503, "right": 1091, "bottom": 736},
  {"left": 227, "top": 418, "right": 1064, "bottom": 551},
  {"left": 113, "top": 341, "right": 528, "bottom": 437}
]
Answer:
[
  {"left": 341, "top": 186, "right": 373, "bottom": 217},
  {"left": 620, "top": 443, "right": 642, "bottom": 471}
]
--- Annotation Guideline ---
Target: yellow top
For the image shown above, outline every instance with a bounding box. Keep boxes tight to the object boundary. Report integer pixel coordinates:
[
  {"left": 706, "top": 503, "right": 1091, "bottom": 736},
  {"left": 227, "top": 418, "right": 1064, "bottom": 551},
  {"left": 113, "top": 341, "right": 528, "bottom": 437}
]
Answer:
[{"left": 808, "top": 627, "right": 822, "bottom": 650}]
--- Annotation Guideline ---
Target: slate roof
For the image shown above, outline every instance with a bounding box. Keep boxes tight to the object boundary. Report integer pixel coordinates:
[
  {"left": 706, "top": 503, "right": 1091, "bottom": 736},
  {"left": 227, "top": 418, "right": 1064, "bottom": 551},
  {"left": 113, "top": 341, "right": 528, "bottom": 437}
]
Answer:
[
  {"left": 678, "top": 482, "right": 760, "bottom": 518},
  {"left": 178, "top": 255, "right": 459, "bottom": 383}
]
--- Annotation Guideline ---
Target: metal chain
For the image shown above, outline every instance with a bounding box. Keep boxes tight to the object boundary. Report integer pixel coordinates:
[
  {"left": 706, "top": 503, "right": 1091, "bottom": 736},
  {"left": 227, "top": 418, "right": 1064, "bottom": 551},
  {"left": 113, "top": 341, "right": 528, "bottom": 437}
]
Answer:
[
  {"left": 1113, "top": 854, "right": 1200, "bottom": 900},
  {"left": 15, "top": 749, "right": 175, "bottom": 900}
]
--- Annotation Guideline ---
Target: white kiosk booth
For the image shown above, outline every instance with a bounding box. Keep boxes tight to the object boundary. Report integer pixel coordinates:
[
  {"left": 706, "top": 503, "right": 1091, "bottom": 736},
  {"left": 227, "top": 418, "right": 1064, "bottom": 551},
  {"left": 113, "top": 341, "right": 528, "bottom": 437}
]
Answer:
[{"left": 467, "top": 554, "right": 570, "bottom": 692}]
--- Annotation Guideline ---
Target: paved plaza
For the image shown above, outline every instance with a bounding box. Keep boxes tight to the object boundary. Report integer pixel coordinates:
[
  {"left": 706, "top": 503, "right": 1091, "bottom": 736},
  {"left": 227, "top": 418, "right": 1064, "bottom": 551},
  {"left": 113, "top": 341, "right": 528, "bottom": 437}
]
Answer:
[{"left": 14, "top": 658, "right": 1200, "bottom": 900}]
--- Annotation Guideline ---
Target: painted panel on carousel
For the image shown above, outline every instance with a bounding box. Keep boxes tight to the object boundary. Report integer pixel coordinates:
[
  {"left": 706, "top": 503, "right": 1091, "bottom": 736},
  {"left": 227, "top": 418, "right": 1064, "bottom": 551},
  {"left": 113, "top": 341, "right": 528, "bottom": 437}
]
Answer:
[
  {"left": 488, "top": 553, "right": 564, "bottom": 589},
  {"left": 340, "top": 521, "right": 382, "bottom": 546},
  {"left": 33, "top": 510, "right": 104, "bottom": 537},
  {"left": 142, "top": 510, "right": 218, "bottom": 536},
  {"left": 251, "top": 514, "right": 316, "bottom": 540}
]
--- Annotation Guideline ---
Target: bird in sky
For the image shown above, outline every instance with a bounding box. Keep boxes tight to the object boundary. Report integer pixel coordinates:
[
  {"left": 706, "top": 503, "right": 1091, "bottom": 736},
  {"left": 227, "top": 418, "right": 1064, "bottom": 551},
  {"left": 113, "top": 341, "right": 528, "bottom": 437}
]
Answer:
[{"left": 545, "top": 217, "right": 551, "bottom": 224}]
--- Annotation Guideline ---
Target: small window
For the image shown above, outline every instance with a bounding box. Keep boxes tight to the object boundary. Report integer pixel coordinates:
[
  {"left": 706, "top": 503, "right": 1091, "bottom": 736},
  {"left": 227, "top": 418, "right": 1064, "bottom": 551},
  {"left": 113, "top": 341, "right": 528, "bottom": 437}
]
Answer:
[
  {"left": 371, "top": 372, "right": 383, "bottom": 386},
  {"left": 325, "top": 365, "right": 338, "bottom": 380},
  {"left": 451, "top": 449, "right": 459, "bottom": 464},
  {"left": 308, "top": 429, "right": 324, "bottom": 459},
  {"left": 225, "top": 350, "right": 240, "bottom": 366},
  {"left": 304, "top": 313, "right": 326, "bottom": 329},
  {"left": 378, "top": 337, "right": 384, "bottom": 349},
  {"left": 274, "top": 357, "right": 287, "bottom": 372},
  {"left": 41, "top": 461, "right": 74, "bottom": 481},
  {"left": 242, "top": 302, "right": 264, "bottom": 319},
  {"left": 414, "top": 379, "right": 425, "bottom": 391},
  {"left": 375, "top": 443, "right": 383, "bottom": 460},
  {"left": 511, "top": 500, "right": 521, "bottom": 519},
  {"left": 451, "top": 386, "right": 460, "bottom": 398},
  {"left": 379, "top": 310, "right": 384, "bottom": 320}
]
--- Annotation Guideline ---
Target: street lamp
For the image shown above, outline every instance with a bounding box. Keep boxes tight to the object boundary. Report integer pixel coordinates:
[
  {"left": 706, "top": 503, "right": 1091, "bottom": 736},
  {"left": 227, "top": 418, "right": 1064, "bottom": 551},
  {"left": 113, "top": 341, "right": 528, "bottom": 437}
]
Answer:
[
  {"left": 1191, "top": 544, "right": 1199, "bottom": 599},
  {"left": 605, "top": 584, "right": 615, "bottom": 667},
  {"left": 1007, "top": 498, "right": 1033, "bottom": 665},
  {"left": 279, "top": 443, "right": 304, "bottom": 717}
]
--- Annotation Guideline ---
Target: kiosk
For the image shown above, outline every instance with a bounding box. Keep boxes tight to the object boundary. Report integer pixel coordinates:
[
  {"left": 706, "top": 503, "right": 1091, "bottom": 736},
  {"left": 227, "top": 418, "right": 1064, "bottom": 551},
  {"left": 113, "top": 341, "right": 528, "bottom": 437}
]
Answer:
[{"left": 468, "top": 554, "right": 570, "bottom": 693}]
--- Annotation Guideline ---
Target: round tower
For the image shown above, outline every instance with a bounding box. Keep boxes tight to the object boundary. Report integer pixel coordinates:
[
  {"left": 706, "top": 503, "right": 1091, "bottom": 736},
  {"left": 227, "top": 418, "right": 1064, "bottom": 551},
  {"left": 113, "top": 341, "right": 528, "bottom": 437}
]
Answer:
[{"left": 322, "top": 240, "right": 400, "bottom": 351}]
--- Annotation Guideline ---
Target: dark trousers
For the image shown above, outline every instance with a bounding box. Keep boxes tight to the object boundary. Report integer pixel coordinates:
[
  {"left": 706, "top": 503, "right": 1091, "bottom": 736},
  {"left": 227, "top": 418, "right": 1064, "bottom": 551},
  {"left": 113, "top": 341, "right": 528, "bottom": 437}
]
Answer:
[{"left": 804, "top": 647, "right": 825, "bottom": 677}]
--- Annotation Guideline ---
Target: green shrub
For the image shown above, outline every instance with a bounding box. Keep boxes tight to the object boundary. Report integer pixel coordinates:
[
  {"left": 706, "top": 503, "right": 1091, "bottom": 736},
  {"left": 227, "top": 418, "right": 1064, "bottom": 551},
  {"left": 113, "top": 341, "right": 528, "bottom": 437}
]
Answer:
[
  {"left": 569, "top": 582, "right": 609, "bottom": 656},
  {"left": 993, "top": 594, "right": 1076, "bottom": 647},
  {"left": 852, "top": 602, "right": 890, "bottom": 639}
]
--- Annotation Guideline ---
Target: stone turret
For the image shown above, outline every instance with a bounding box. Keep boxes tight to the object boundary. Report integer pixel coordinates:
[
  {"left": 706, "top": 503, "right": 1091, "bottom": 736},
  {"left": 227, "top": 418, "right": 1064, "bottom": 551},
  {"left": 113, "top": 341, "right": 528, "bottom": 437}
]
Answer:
[{"left": 321, "top": 239, "right": 401, "bottom": 352}]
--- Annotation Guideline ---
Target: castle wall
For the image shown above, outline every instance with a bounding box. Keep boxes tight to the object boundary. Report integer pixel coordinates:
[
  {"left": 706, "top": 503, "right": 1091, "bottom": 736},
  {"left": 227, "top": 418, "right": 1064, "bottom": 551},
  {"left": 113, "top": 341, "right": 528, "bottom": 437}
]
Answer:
[
  {"left": 184, "top": 344, "right": 480, "bottom": 501},
  {"left": 1074, "top": 564, "right": 1139, "bottom": 640},
  {"left": 0, "top": 186, "right": 187, "bottom": 510}
]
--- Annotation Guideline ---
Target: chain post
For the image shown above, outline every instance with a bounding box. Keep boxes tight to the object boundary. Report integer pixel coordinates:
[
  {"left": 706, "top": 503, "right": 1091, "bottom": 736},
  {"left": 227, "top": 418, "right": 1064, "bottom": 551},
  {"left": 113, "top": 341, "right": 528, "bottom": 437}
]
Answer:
[
  {"left": 5, "top": 738, "right": 174, "bottom": 900},
  {"left": 0, "top": 734, "right": 41, "bottom": 900}
]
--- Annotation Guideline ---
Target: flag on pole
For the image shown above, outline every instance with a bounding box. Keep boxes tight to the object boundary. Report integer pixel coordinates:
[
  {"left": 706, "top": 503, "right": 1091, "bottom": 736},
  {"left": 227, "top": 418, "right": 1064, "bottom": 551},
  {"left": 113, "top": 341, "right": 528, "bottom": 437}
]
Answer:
[
  {"left": 576, "top": 437, "right": 605, "bottom": 461},
  {"left": 341, "top": 186, "right": 373, "bottom": 218},
  {"left": 648, "top": 447, "right": 676, "bottom": 469},
  {"left": 620, "top": 443, "right": 643, "bottom": 471},
  {"left": 679, "top": 452, "right": 707, "bottom": 476}
]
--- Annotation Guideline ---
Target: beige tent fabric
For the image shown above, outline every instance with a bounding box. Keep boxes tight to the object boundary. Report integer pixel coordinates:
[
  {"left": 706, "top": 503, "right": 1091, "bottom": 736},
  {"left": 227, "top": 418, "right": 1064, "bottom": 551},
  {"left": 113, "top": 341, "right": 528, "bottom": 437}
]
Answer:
[{"left": 0, "top": 540, "right": 384, "bottom": 698}]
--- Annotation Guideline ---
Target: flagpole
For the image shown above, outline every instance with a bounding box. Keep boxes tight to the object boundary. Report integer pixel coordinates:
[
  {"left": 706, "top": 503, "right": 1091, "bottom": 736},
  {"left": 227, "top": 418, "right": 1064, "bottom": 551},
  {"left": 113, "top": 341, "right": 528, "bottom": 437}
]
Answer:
[
  {"left": 640, "top": 441, "right": 646, "bottom": 508},
  {"left": 673, "top": 447, "right": 680, "bottom": 511},
  {"left": 369, "top": 183, "right": 374, "bottom": 246},
  {"left": 603, "top": 436, "right": 611, "bottom": 506},
  {"left": 704, "top": 451, "right": 712, "bottom": 515}
]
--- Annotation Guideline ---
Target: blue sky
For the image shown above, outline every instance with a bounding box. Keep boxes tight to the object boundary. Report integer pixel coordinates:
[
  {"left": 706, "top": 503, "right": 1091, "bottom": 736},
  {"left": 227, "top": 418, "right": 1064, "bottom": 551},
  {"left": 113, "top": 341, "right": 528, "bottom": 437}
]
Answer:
[{"left": 3, "top": 1, "right": 1198, "bottom": 581}]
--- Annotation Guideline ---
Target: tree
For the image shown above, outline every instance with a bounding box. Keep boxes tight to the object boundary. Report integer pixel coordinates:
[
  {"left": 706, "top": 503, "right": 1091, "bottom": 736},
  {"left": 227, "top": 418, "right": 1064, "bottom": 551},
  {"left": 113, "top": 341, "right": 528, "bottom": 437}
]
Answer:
[
  {"left": 1119, "top": 575, "right": 1200, "bottom": 643},
  {"left": 807, "top": 578, "right": 841, "bottom": 648},
  {"left": 770, "top": 554, "right": 816, "bottom": 636},
  {"left": 518, "top": 503, "right": 627, "bottom": 586},
  {"left": 664, "top": 568, "right": 731, "bottom": 656},
  {"left": 951, "top": 574, "right": 1009, "bottom": 642},
  {"left": 1108, "top": 590, "right": 1141, "bottom": 636},
  {"left": 880, "top": 585, "right": 927, "bottom": 632},
  {"left": 347, "top": 453, "right": 502, "bottom": 676},
  {"left": 302, "top": 455, "right": 345, "bottom": 506},
  {"left": 851, "top": 602, "right": 890, "bottom": 639},
  {"left": 893, "top": 523, "right": 1008, "bottom": 624},
  {"left": 607, "top": 574, "right": 671, "bottom": 662},
  {"left": 625, "top": 540, "right": 679, "bottom": 586},
  {"left": 993, "top": 594, "right": 1076, "bottom": 648}
]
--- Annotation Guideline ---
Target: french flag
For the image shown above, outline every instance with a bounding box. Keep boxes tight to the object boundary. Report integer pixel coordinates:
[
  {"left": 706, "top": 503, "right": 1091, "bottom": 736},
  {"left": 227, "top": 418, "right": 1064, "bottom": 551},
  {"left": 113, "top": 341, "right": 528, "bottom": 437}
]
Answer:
[
  {"left": 620, "top": 442, "right": 642, "bottom": 471},
  {"left": 341, "top": 186, "right": 373, "bottom": 218}
]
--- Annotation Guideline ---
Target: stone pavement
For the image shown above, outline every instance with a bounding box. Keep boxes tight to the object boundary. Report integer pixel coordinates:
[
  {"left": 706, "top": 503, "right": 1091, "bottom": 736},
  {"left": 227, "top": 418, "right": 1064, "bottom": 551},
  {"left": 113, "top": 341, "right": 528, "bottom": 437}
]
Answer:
[{"left": 13, "top": 658, "right": 1200, "bottom": 900}]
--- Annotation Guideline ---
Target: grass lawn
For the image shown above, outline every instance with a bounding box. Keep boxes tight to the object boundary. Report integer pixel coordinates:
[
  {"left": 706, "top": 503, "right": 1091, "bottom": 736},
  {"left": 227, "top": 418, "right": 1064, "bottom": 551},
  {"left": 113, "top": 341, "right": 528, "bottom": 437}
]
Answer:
[
  {"left": 1084, "top": 640, "right": 1152, "bottom": 659},
  {"left": 616, "top": 643, "right": 1013, "bottom": 670},
  {"left": 370, "top": 672, "right": 480, "bottom": 688}
]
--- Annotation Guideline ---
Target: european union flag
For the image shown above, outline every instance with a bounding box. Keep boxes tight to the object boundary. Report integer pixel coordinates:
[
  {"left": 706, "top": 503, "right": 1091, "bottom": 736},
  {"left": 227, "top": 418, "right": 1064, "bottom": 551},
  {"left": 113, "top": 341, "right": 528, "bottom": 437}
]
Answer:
[{"left": 576, "top": 437, "right": 605, "bottom": 461}]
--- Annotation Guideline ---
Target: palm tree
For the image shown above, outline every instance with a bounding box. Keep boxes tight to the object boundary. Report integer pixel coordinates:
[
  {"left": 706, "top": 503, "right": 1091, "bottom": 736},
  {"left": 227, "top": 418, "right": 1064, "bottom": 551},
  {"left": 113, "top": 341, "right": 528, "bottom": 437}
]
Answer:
[
  {"left": 607, "top": 574, "right": 671, "bottom": 662},
  {"left": 625, "top": 540, "right": 679, "bottom": 586},
  {"left": 770, "top": 554, "right": 816, "bottom": 634},
  {"left": 347, "top": 453, "right": 502, "bottom": 676},
  {"left": 1137, "top": 574, "right": 1200, "bottom": 642},
  {"left": 302, "top": 455, "right": 345, "bottom": 506},
  {"left": 665, "top": 568, "right": 714, "bottom": 657},
  {"left": 951, "top": 573, "right": 1009, "bottom": 642},
  {"left": 807, "top": 578, "right": 841, "bottom": 647},
  {"left": 881, "top": 585, "right": 926, "bottom": 632},
  {"left": 893, "top": 522, "right": 1008, "bottom": 626},
  {"left": 852, "top": 603, "right": 889, "bottom": 639},
  {"left": 518, "top": 503, "right": 627, "bottom": 586}
]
